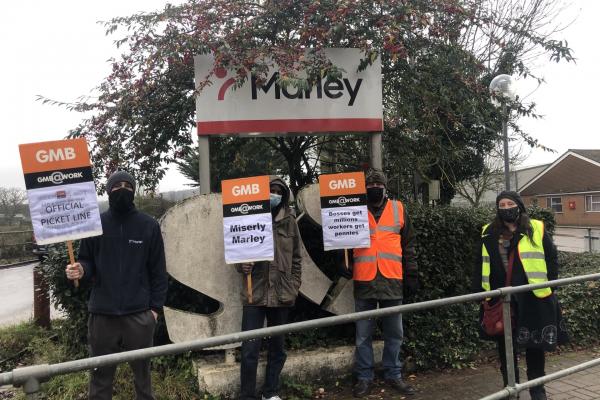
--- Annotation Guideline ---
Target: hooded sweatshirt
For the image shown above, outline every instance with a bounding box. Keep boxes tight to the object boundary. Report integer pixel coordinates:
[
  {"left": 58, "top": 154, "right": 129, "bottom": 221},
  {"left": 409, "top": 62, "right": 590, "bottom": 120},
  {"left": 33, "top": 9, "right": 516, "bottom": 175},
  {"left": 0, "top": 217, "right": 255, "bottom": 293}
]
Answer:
[{"left": 236, "top": 176, "right": 303, "bottom": 307}]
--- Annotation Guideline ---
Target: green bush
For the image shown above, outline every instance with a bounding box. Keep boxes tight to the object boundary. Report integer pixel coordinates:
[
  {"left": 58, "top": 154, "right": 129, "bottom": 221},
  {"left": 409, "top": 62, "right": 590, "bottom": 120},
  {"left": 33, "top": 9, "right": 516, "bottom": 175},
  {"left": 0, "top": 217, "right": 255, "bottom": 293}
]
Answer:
[
  {"left": 38, "top": 202, "right": 593, "bottom": 375},
  {"left": 402, "top": 204, "right": 490, "bottom": 369},
  {"left": 528, "top": 205, "right": 556, "bottom": 235},
  {"left": 40, "top": 242, "right": 90, "bottom": 359},
  {"left": 0, "top": 230, "right": 35, "bottom": 264},
  {"left": 0, "top": 322, "right": 45, "bottom": 371},
  {"left": 1, "top": 322, "right": 200, "bottom": 400},
  {"left": 554, "top": 252, "right": 600, "bottom": 345}
]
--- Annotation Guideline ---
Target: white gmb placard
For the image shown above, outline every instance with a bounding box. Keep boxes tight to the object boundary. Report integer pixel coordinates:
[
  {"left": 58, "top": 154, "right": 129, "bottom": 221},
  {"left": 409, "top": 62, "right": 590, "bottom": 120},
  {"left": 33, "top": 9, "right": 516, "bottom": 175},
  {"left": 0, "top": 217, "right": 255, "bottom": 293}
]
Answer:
[
  {"left": 19, "top": 138, "right": 103, "bottom": 245},
  {"left": 221, "top": 176, "right": 274, "bottom": 264},
  {"left": 319, "top": 172, "right": 370, "bottom": 251}
]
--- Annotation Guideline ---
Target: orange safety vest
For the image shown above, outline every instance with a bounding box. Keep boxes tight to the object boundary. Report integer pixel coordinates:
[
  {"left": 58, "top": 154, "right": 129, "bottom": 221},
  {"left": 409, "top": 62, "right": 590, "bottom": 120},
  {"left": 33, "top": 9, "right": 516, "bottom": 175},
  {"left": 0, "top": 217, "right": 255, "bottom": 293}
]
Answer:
[{"left": 353, "top": 200, "right": 404, "bottom": 281}]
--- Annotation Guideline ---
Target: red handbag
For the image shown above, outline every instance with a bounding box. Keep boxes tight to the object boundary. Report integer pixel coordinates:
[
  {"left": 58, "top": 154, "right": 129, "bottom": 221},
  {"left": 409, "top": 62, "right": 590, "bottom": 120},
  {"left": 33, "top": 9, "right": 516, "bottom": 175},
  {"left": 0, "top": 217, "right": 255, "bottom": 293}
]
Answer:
[{"left": 481, "top": 251, "right": 515, "bottom": 336}]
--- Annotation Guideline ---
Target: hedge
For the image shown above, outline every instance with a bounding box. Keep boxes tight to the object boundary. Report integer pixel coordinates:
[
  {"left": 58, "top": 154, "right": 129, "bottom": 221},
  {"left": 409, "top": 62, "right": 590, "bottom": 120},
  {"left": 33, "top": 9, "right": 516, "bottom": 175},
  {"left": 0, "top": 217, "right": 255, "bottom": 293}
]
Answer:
[
  {"left": 38, "top": 203, "right": 600, "bottom": 370},
  {"left": 554, "top": 252, "right": 600, "bottom": 345}
]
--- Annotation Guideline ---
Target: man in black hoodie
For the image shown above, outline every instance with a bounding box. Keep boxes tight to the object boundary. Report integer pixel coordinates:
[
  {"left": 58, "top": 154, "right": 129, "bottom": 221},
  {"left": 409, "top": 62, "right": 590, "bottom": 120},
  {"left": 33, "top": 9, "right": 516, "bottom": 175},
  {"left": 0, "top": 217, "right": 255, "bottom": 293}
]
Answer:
[{"left": 65, "top": 170, "right": 168, "bottom": 400}]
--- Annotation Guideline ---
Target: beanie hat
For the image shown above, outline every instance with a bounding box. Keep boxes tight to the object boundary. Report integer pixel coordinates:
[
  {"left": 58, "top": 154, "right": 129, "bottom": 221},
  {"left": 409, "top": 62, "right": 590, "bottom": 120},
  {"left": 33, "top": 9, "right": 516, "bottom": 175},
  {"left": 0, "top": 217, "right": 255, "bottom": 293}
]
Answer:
[
  {"left": 496, "top": 190, "right": 526, "bottom": 213},
  {"left": 365, "top": 169, "right": 388, "bottom": 187},
  {"left": 106, "top": 171, "right": 136, "bottom": 194}
]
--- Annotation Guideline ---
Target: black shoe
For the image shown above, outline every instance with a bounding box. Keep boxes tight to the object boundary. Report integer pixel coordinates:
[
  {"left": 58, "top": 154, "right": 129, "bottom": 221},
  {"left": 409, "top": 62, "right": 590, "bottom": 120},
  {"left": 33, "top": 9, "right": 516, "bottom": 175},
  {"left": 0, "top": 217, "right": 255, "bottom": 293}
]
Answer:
[
  {"left": 530, "top": 386, "right": 547, "bottom": 400},
  {"left": 385, "top": 378, "right": 416, "bottom": 395},
  {"left": 353, "top": 380, "right": 372, "bottom": 398}
]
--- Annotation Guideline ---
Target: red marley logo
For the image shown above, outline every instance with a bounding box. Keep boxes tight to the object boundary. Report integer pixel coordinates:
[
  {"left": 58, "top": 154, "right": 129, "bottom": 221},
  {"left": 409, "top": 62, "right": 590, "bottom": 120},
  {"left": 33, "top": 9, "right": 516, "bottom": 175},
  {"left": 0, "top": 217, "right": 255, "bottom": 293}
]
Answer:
[{"left": 215, "top": 67, "right": 235, "bottom": 101}]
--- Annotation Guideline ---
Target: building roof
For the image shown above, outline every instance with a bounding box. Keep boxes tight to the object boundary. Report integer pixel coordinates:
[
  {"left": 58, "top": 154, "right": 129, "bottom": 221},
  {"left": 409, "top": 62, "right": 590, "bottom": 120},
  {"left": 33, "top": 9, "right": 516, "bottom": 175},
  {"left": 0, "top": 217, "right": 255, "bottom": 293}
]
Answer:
[
  {"left": 515, "top": 164, "right": 550, "bottom": 191},
  {"left": 520, "top": 150, "right": 600, "bottom": 195},
  {"left": 570, "top": 149, "right": 600, "bottom": 164}
]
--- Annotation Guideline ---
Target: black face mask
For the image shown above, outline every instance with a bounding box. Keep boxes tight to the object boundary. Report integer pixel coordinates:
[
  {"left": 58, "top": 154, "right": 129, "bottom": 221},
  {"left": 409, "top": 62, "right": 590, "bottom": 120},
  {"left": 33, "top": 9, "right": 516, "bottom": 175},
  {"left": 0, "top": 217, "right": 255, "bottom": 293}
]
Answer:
[
  {"left": 109, "top": 189, "right": 134, "bottom": 214},
  {"left": 498, "top": 206, "right": 520, "bottom": 223},
  {"left": 366, "top": 187, "right": 385, "bottom": 204}
]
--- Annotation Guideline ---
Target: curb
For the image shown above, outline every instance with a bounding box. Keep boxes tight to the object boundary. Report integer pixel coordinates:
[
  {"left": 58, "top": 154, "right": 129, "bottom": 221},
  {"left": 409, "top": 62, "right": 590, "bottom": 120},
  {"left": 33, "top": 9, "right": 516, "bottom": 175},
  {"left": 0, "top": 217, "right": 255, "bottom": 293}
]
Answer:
[{"left": 0, "top": 260, "right": 38, "bottom": 270}]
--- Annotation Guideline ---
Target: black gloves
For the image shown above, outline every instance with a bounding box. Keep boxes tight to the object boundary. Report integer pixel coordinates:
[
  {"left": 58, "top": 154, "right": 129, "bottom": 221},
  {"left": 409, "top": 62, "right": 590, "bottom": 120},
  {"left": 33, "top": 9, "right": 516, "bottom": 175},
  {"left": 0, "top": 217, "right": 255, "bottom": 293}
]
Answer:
[
  {"left": 336, "top": 249, "right": 354, "bottom": 279},
  {"left": 403, "top": 270, "right": 419, "bottom": 298}
]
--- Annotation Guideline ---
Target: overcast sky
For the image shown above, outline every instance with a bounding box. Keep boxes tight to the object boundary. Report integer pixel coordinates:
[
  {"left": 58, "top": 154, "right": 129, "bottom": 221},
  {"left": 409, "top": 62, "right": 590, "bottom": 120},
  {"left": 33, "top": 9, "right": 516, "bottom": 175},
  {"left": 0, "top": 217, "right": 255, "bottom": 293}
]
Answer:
[{"left": 1, "top": 0, "right": 598, "bottom": 192}]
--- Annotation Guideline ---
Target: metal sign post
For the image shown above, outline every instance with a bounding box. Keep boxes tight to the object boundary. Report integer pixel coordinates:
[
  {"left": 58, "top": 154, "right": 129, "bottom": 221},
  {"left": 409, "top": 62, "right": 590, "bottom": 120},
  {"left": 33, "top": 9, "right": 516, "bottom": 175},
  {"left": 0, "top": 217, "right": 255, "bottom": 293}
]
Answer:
[
  {"left": 198, "top": 136, "right": 211, "bottom": 195},
  {"left": 370, "top": 131, "right": 383, "bottom": 170}
]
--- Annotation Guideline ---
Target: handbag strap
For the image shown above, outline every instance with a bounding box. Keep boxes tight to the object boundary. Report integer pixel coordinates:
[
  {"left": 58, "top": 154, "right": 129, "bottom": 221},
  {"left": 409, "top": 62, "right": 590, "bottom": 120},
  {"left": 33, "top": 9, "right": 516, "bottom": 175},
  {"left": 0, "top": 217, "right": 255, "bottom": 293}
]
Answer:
[{"left": 505, "top": 250, "right": 515, "bottom": 286}]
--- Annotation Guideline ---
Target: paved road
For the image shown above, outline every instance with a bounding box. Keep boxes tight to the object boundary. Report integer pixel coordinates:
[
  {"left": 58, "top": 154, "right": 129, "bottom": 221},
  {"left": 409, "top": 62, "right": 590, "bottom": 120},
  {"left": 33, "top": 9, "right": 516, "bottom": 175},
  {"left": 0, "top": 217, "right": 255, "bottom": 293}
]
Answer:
[
  {"left": 0, "top": 263, "right": 63, "bottom": 327},
  {"left": 554, "top": 227, "right": 600, "bottom": 253}
]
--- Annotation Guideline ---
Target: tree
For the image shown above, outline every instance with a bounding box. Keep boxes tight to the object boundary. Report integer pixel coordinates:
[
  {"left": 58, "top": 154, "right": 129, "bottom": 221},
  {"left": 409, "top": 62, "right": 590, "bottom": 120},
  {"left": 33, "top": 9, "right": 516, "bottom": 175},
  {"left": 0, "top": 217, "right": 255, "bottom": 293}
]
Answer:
[
  {"left": 453, "top": 142, "right": 529, "bottom": 206},
  {"left": 0, "top": 187, "right": 27, "bottom": 225},
  {"left": 41, "top": 0, "right": 573, "bottom": 197},
  {"left": 380, "top": 0, "right": 574, "bottom": 202},
  {"left": 175, "top": 137, "right": 287, "bottom": 192}
]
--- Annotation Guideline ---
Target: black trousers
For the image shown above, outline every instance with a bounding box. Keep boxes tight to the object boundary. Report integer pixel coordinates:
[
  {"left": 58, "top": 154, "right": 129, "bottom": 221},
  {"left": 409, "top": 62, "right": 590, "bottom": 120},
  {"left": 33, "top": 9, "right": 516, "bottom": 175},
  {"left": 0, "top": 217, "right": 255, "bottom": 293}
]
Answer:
[
  {"left": 497, "top": 339, "right": 546, "bottom": 395},
  {"left": 88, "top": 311, "right": 156, "bottom": 400},
  {"left": 240, "top": 306, "right": 289, "bottom": 400}
]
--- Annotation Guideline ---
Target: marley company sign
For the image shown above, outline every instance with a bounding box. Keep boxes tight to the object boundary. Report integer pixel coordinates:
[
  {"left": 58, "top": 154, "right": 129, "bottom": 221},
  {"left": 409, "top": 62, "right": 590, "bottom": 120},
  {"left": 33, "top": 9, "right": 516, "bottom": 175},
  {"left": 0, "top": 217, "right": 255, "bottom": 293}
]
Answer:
[
  {"left": 221, "top": 176, "right": 274, "bottom": 264},
  {"left": 195, "top": 48, "right": 382, "bottom": 135},
  {"left": 19, "top": 138, "right": 102, "bottom": 245},
  {"left": 319, "top": 172, "right": 370, "bottom": 251}
]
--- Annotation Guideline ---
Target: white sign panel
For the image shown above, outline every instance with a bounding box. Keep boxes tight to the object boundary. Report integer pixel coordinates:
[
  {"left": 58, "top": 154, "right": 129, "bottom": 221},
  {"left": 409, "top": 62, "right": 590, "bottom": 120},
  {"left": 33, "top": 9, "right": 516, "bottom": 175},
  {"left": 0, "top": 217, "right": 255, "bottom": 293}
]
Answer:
[
  {"left": 28, "top": 182, "right": 103, "bottom": 244},
  {"left": 223, "top": 213, "right": 274, "bottom": 264},
  {"left": 195, "top": 48, "right": 383, "bottom": 134}
]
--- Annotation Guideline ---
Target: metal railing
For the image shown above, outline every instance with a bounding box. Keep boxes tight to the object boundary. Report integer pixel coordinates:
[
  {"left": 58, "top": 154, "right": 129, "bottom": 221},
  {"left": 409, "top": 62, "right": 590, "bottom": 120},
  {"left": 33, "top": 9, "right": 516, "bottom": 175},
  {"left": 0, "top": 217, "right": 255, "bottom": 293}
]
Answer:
[{"left": 1, "top": 273, "right": 600, "bottom": 399}]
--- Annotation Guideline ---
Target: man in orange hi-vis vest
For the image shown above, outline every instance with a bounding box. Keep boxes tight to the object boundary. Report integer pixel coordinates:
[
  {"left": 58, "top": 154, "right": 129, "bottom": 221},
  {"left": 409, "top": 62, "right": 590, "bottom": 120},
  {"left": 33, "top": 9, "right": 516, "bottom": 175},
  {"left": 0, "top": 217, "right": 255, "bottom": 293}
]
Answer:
[{"left": 345, "top": 169, "right": 419, "bottom": 398}]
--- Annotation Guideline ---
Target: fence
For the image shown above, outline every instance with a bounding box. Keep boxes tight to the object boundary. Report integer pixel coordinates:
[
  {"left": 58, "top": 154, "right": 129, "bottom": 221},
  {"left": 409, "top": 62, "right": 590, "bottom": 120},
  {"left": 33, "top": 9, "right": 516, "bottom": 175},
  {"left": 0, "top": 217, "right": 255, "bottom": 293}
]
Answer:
[
  {"left": 1, "top": 273, "right": 600, "bottom": 399},
  {"left": 554, "top": 226, "right": 600, "bottom": 253},
  {"left": 0, "top": 230, "right": 36, "bottom": 265}
]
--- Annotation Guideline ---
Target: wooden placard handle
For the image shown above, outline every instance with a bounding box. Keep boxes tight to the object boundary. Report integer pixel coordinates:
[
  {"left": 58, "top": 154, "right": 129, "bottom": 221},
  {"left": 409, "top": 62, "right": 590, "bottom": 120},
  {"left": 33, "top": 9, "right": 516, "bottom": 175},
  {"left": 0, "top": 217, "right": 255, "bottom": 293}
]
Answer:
[
  {"left": 67, "top": 240, "right": 79, "bottom": 288},
  {"left": 246, "top": 273, "right": 253, "bottom": 304},
  {"left": 344, "top": 249, "right": 349, "bottom": 270}
]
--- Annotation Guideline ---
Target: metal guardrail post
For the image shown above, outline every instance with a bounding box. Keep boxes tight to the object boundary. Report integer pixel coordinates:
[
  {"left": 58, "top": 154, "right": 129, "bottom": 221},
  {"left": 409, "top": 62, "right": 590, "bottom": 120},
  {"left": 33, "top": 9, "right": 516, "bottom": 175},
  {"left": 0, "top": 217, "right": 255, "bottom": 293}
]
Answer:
[
  {"left": 23, "top": 377, "right": 41, "bottom": 399},
  {"left": 12, "top": 364, "right": 49, "bottom": 399},
  {"left": 501, "top": 293, "right": 517, "bottom": 399}
]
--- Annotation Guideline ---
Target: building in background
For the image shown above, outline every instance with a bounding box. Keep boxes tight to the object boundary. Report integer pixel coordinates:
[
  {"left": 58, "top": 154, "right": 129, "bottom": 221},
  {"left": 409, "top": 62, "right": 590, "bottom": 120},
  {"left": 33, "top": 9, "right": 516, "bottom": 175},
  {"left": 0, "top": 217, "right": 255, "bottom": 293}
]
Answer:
[{"left": 519, "top": 149, "right": 600, "bottom": 252}]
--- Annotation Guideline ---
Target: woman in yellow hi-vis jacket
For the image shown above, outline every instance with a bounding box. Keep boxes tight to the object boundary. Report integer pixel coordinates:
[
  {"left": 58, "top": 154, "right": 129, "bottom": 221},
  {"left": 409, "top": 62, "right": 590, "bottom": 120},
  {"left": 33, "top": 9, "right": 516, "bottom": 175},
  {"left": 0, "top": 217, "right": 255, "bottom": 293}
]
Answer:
[{"left": 472, "top": 191, "right": 567, "bottom": 400}]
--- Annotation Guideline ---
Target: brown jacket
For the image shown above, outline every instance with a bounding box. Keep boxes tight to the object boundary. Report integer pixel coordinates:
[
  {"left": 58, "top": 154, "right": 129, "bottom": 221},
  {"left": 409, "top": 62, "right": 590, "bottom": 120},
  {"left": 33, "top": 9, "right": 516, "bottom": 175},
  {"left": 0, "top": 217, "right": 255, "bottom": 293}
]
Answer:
[{"left": 236, "top": 177, "right": 302, "bottom": 307}]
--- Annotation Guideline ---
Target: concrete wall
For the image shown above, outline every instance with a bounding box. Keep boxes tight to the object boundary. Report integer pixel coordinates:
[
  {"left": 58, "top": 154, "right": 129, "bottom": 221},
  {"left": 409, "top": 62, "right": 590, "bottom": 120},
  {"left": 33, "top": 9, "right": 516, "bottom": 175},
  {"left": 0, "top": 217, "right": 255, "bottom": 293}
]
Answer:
[{"left": 196, "top": 342, "right": 385, "bottom": 396}]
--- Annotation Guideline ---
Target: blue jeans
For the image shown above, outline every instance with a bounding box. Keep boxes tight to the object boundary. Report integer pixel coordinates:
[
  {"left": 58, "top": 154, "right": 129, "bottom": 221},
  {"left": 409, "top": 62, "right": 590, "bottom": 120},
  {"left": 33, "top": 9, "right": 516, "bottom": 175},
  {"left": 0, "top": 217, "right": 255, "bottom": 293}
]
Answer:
[
  {"left": 354, "top": 299, "right": 404, "bottom": 381},
  {"left": 240, "top": 306, "right": 289, "bottom": 400}
]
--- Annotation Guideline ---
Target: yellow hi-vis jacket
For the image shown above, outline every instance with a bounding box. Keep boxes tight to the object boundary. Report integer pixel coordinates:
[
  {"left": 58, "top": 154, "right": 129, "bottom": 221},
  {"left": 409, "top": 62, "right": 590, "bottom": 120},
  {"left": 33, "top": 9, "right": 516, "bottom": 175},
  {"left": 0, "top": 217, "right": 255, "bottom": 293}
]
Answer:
[{"left": 481, "top": 219, "right": 552, "bottom": 298}]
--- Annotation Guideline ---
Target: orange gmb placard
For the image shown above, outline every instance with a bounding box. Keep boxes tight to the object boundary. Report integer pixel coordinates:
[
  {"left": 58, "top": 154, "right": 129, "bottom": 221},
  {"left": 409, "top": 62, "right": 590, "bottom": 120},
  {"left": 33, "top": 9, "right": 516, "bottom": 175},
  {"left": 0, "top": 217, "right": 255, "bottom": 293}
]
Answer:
[
  {"left": 319, "top": 172, "right": 366, "bottom": 197},
  {"left": 19, "top": 138, "right": 91, "bottom": 174},
  {"left": 222, "top": 176, "right": 271, "bottom": 205}
]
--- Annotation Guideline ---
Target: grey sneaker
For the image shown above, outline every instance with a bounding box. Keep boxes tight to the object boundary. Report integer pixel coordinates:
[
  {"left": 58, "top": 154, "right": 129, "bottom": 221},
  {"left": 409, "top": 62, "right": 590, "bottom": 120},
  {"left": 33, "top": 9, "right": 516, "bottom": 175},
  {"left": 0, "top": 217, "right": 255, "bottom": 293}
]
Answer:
[{"left": 262, "top": 396, "right": 282, "bottom": 400}]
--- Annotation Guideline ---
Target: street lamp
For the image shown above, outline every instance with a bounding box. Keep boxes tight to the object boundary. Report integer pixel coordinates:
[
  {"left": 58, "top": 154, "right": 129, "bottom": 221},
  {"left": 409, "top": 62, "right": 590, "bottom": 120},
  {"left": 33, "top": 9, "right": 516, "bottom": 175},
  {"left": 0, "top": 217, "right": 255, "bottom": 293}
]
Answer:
[{"left": 489, "top": 74, "right": 516, "bottom": 191}]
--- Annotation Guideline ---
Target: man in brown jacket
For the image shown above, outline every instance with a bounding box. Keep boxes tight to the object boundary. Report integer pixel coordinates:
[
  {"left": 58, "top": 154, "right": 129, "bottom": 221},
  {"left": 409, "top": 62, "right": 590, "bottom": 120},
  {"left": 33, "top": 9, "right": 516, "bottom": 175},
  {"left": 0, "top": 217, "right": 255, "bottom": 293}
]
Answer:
[{"left": 237, "top": 176, "right": 302, "bottom": 400}]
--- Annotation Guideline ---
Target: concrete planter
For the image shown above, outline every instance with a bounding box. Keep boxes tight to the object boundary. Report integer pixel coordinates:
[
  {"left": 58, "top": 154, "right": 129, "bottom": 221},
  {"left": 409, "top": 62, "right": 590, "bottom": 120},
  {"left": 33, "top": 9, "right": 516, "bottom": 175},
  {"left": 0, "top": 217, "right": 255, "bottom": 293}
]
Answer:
[{"left": 196, "top": 342, "right": 385, "bottom": 397}]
